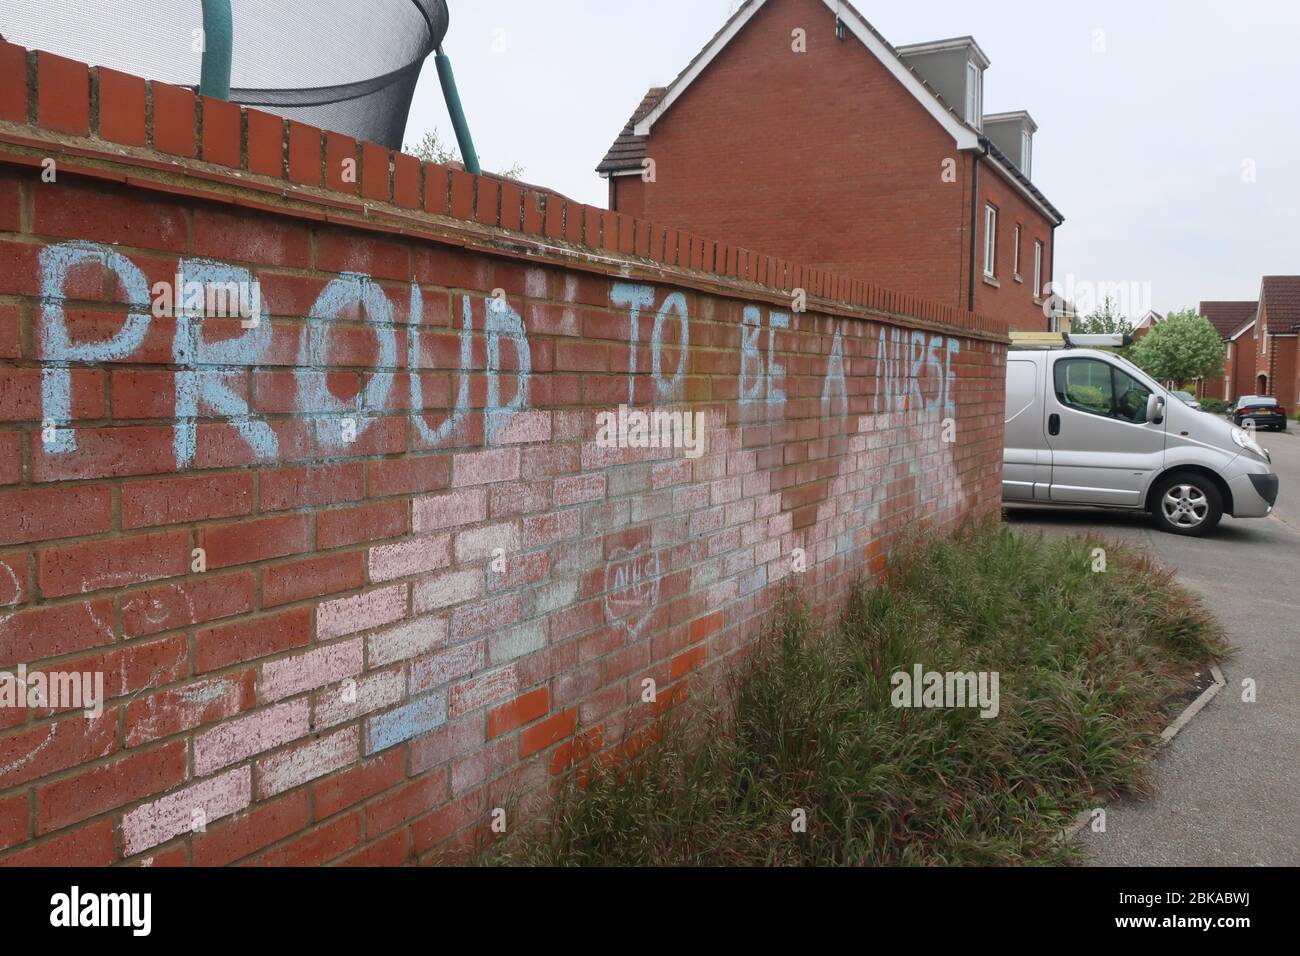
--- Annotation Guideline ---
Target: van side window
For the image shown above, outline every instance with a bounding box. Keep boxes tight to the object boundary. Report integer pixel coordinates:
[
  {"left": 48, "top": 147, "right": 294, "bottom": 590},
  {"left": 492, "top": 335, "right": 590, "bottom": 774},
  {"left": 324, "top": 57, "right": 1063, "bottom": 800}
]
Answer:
[
  {"left": 1054, "top": 358, "right": 1152, "bottom": 423},
  {"left": 1111, "top": 367, "right": 1152, "bottom": 424},
  {"left": 1055, "top": 359, "right": 1112, "bottom": 416}
]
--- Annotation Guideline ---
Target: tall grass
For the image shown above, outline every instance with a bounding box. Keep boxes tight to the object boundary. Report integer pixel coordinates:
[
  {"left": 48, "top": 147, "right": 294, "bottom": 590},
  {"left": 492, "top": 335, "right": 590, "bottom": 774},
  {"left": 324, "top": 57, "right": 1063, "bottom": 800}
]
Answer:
[{"left": 483, "top": 522, "right": 1227, "bottom": 866}]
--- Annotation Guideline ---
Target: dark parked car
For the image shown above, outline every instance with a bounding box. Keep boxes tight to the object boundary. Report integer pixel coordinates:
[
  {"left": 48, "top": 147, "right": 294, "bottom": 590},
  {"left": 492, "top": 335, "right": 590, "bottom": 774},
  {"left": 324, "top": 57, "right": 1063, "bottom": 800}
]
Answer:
[{"left": 1231, "top": 396, "right": 1288, "bottom": 431}]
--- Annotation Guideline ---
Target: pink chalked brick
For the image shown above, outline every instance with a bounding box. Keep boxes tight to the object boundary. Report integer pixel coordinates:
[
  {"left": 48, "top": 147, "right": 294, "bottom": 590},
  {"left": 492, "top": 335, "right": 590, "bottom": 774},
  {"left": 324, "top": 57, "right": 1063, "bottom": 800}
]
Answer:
[
  {"left": 121, "top": 767, "right": 252, "bottom": 856},
  {"left": 368, "top": 534, "right": 451, "bottom": 582},
  {"left": 412, "top": 488, "right": 487, "bottom": 532},
  {"left": 492, "top": 410, "right": 551, "bottom": 445},
  {"left": 554, "top": 473, "right": 606, "bottom": 506},
  {"left": 449, "top": 666, "right": 519, "bottom": 718},
  {"left": 316, "top": 585, "right": 407, "bottom": 639},
  {"left": 521, "top": 509, "right": 581, "bottom": 548},
  {"left": 451, "top": 448, "right": 520, "bottom": 487},
  {"left": 258, "top": 639, "right": 364, "bottom": 703},
  {"left": 450, "top": 594, "right": 520, "bottom": 641},
  {"left": 194, "top": 700, "right": 311, "bottom": 776},
  {"left": 409, "top": 640, "right": 485, "bottom": 693}
]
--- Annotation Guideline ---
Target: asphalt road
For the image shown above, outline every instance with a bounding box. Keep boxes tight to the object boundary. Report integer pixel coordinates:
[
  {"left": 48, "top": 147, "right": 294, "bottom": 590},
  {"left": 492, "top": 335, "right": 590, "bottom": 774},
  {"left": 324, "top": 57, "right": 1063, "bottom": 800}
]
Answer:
[{"left": 1005, "top": 423, "right": 1300, "bottom": 866}]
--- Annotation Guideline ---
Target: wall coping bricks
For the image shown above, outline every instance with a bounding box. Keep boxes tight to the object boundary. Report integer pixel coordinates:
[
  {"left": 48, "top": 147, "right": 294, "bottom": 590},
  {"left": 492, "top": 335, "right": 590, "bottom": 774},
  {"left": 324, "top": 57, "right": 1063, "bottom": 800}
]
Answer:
[{"left": 0, "top": 39, "right": 1007, "bottom": 345}]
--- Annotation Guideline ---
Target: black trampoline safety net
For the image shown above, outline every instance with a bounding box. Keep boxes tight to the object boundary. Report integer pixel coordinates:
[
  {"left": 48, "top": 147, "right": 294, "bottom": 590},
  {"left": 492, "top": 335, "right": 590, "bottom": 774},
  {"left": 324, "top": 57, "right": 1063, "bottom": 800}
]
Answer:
[{"left": 0, "top": 0, "right": 449, "bottom": 149}]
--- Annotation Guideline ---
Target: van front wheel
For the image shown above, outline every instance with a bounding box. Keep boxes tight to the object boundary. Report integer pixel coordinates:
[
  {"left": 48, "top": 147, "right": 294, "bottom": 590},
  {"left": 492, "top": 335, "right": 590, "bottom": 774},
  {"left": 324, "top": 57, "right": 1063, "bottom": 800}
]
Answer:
[{"left": 1151, "top": 473, "right": 1223, "bottom": 537}]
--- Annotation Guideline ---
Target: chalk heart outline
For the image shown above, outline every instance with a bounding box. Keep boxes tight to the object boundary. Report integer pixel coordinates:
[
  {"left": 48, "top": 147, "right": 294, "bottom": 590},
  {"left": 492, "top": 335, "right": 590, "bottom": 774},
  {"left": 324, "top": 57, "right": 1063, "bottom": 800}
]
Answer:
[{"left": 603, "top": 547, "right": 661, "bottom": 639}]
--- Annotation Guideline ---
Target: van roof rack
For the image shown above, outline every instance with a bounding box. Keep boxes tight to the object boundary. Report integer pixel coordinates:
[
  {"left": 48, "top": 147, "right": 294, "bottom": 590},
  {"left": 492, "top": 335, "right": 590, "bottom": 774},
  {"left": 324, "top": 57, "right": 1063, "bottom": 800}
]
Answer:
[{"left": 1009, "top": 332, "right": 1134, "bottom": 350}]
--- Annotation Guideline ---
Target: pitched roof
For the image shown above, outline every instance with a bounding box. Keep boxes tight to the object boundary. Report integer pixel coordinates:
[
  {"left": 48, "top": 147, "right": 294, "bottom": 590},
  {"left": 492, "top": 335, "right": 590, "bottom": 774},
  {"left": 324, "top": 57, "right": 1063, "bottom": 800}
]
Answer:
[
  {"left": 1228, "top": 314, "right": 1257, "bottom": 341},
  {"left": 595, "top": 87, "right": 666, "bottom": 176},
  {"left": 981, "top": 137, "right": 1062, "bottom": 225},
  {"left": 1199, "top": 301, "right": 1258, "bottom": 339},
  {"left": 595, "top": 0, "right": 1063, "bottom": 224},
  {"left": 1260, "top": 276, "right": 1300, "bottom": 332}
]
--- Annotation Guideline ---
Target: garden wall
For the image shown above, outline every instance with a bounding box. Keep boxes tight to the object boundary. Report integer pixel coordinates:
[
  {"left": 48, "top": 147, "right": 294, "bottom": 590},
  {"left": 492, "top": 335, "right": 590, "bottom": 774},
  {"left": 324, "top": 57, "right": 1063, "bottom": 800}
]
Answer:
[{"left": 0, "top": 43, "right": 1008, "bottom": 865}]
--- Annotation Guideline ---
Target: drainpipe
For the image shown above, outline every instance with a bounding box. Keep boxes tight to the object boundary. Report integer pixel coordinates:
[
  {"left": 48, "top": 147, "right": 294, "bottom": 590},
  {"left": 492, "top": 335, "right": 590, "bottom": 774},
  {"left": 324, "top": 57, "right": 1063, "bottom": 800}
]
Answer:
[
  {"left": 436, "top": 45, "right": 481, "bottom": 175},
  {"left": 198, "top": 0, "right": 233, "bottom": 100}
]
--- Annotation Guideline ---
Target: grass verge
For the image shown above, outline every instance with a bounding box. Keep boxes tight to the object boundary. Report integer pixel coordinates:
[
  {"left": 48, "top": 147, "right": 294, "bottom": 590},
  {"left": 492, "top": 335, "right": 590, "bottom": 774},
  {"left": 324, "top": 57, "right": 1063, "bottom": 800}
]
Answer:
[{"left": 481, "top": 521, "right": 1228, "bottom": 866}]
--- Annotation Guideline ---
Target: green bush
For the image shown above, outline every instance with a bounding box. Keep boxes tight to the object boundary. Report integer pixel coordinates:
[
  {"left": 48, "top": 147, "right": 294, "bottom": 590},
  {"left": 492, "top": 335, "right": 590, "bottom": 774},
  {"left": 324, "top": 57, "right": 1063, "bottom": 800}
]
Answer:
[
  {"left": 1199, "top": 397, "right": 1229, "bottom": 415},
  {"left": 1065, "top": 384, "right": 1109, "bottom": 414},
  {"left": 480, "top": 522, "right": 1227, "bottom": 867}
]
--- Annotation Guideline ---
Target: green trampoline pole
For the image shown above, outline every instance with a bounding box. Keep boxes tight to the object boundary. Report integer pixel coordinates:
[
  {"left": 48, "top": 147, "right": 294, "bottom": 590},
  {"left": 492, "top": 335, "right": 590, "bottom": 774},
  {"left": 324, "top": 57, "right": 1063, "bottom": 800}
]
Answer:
[
  {"left": 199, "top": 0, "right": 233, "bottom": 100},
  {"left": 435, "top": 45, "right": 481, "bottom": 175}
]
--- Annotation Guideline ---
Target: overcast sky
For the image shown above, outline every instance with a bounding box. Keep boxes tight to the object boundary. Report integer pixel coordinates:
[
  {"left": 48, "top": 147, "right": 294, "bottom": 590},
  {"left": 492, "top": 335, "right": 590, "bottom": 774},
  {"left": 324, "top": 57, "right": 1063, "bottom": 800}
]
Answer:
[{"left": 406, "top": 1, "right": 1300, "bottom": 316}]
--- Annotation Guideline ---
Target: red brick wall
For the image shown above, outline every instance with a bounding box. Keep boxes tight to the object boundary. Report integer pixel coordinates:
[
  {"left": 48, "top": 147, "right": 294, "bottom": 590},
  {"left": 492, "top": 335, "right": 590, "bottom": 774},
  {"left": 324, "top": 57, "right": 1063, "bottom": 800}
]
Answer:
[
  {"left": 1268, "top": 338, "right": 1298, "bottom": 412},
  {"left": 1226, "top": 328, "right": 1256, "bottom": 403},
  {"left": 0, "top": 42, "right": 1007, "bottom": 866},
  {"left": 1251, "top": 302, "right": 1297, "bottom": 409},
  {"left": 973, "top": 165, "right": 1055, "bottom": 331},
  {"left": 609, "top": 0, "right": 1055, "bottom": 332}
]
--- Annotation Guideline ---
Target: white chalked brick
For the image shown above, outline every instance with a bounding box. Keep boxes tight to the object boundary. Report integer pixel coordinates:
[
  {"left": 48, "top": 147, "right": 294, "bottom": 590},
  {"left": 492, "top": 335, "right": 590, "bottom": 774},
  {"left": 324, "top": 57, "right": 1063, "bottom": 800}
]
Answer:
[
  {"left": 453, "top": 522, "right": 519, "bottom": 563},
  {"left": 488, "top": 621, "right": 547, "bottom": 664},
  {"left": 313, "top": 669, "right": 405, "bottom": 730},
  {"left": 256, "top": 727, "right": 360, "bottom": 798},
  {"left": 412, "top": 569, "right": 484, "bottom": 612}
]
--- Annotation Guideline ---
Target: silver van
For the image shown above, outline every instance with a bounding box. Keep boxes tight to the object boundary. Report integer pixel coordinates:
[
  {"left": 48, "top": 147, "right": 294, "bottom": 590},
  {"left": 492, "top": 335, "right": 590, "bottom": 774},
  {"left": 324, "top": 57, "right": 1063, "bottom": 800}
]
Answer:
[{"left": 1004, "top": 344, "right": 1279, "bottom": 536}]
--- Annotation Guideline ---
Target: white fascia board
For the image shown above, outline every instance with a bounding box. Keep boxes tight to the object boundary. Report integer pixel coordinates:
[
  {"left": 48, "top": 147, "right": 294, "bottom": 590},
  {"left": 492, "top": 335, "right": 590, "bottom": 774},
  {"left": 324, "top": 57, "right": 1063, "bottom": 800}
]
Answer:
[
  {"left": 1229, "top": 318, "right": 1258, "bottom": 341},
  {"left": 981, "top": 152, "right": 1062, "bottom": 224}
]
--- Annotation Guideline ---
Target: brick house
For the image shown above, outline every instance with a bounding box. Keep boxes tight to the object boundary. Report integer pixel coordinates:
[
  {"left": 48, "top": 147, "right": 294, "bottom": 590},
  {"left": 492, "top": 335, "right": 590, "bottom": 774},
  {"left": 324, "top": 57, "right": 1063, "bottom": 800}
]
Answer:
[
  {"left": 1252, "top": 277, "right": 1300, "bottom": 411},
  {"left": 1132, "top": 310, "right": 1164, "bottom": 339},
  {"left": 597, "top": 0, "right": 1065, "bottom": 331},
  {"left": 1224, "top": 311, "right": 1259, "bottom": 405},
  {"left": 1199, "top": 301, "right": 1258, "bottom": 401}
]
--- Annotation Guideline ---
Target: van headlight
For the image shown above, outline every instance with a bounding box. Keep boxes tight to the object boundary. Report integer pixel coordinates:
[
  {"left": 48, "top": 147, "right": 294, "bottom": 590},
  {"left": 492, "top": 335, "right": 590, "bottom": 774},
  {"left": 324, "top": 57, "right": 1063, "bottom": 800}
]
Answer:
[{"left": 1232, "top": 427, "right": 1270, "bottom": 463}]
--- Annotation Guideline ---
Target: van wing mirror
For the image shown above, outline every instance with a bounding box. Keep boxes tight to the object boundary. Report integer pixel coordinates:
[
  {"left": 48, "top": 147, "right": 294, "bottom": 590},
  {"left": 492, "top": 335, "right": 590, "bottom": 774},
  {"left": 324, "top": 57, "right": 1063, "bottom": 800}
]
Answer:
[{"left": 1146, "top": 394, "right": 1166, "bottom": 425}]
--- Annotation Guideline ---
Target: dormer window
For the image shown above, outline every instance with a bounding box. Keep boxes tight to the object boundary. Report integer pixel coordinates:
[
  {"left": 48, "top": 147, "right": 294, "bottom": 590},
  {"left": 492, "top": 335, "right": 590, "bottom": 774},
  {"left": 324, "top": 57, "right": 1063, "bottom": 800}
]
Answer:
[
  {"left": 1021, "top": 130, "right": 1033, "bottom": 179},
  {"left": 965, "top": 61, "right": 982, "bottom": 128}
]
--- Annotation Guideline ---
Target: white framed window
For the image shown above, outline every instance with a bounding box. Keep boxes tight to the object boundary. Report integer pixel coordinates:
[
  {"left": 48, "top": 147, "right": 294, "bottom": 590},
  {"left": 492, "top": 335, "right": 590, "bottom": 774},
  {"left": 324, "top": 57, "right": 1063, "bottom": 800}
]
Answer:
[
  {"left": 965, "top": 62, "right": 982, "bottom": 128},
  {"left": 1012, "top": 225, "right": 1022, "bottom": 277},
  {"left": 983, "top": 204, "right": 998, "bottom": 278},
  {"left": 1021, "top": 130, "right": 1033, "bottom": 179},
  {"left": 1033, "top": 239, "right": 1044, "bottom": 300}
]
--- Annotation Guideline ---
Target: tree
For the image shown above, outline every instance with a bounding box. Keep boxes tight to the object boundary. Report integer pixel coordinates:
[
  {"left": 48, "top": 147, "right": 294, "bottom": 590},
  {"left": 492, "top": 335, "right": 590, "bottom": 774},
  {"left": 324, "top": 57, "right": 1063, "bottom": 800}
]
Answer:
[
  {"left": 405, "top": 129, "right": 457, "bottom": 165},
  {"left": 1073, "top": 296, "right": 1134, "bottom": 336},
  {"left": 1128, "top": 309, "right": 1226, "bottom": 389},
  {"left": 404, "top": 129, "right": 525, "bottom": 181}
]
